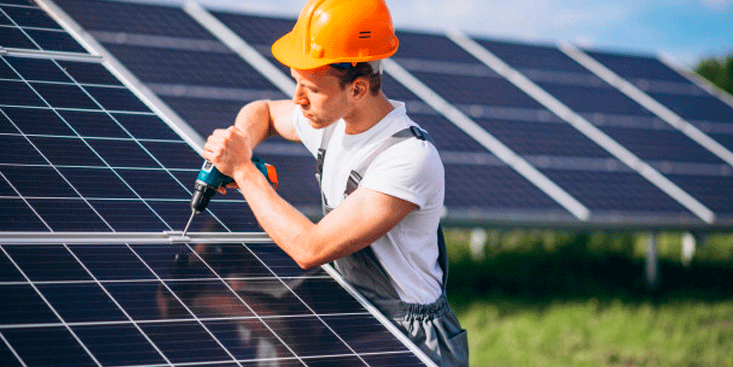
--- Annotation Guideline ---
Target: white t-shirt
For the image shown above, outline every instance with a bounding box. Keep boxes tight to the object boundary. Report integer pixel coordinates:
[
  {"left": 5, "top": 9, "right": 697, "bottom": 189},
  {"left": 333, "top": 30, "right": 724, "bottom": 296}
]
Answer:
[{"left": 293, "top": 100, "right": 445, "bottom": 304}]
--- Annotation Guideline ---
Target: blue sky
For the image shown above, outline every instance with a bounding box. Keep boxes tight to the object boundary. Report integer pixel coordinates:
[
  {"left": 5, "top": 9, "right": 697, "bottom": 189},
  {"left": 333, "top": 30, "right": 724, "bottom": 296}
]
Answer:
[{"left": 142, "top": 0, "right": 732, "bottom": 68}]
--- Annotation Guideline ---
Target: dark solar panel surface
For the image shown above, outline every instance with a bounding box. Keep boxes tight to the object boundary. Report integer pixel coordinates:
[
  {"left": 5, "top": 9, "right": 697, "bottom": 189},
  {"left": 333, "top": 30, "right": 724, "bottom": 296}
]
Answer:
[
  {"left": 211, "top": 10, "right": 296, "bottom": 76},
  {"left": 54, "top": 0, "right": 288, "bottom": 138},
  {"left": 585, "top": 49, "right": 733, "bottom": 152},
  {"left": 479, "top": 40, "right": 721, "bottom": 163},
  {"left": 53, "top": 0, "right": 318, "bottom": 209},
  {"left": 0, "top": 54, "right": 259, "bottom": 233},
  {"left": 0, "top": 242, "right": 425, "bottom": 366},
  {"left": 477, "top": 37, "right": 733, "bottom": 220},
  {"left": 394, "top": 32, "right": 701, "bottom": 218},
  {"left": 212, "top": 11, "right": 295, "bottom": 47},
  {"left": 0, "top": 0, "right": 85, "bottom": 52},
  {"left": 53, "top": 0, "right": 216, "bottom": 39}
]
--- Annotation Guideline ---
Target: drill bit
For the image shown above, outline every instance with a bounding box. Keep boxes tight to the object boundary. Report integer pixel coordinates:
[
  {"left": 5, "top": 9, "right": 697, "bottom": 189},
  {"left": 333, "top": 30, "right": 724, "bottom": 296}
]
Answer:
[{"left": 181, "top": 209, "right": 195, "bottom": 237}]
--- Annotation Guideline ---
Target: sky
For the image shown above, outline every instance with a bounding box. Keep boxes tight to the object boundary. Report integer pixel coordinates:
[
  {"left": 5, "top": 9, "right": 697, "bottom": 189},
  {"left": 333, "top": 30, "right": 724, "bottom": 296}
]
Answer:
[{"left": 138, "top": 0, "right": 732, "bottom": 69}]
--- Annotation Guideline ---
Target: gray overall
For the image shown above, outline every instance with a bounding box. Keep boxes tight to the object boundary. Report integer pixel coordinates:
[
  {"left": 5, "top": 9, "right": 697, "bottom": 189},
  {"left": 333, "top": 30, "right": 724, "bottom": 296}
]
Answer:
[{"left": 316, "top": 125, "right": 469, "bottom": 366}]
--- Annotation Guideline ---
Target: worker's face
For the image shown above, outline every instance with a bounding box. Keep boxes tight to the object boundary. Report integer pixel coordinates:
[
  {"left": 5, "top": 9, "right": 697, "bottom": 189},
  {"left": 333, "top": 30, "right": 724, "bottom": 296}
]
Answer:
[{"left": 290, "top": 66, "right": 351, "bottom": 129}]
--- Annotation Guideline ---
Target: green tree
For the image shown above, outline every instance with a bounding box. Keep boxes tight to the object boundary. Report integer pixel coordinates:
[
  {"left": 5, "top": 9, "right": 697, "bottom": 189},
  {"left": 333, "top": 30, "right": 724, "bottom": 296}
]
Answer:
[{"left": 695, "top": 54, "right": 733, "bottom": 95}]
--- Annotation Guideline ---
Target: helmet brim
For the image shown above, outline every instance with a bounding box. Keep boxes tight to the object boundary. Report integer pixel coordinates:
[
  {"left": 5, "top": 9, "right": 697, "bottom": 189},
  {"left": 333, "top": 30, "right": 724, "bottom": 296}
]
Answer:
[{"left": 271, "top": 31, "right": 398, "bottom": 70}]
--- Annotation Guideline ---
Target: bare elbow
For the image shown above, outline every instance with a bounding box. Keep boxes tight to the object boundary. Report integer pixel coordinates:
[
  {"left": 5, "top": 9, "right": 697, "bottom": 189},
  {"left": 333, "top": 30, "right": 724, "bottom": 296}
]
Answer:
[
  {"left": 292, "top": 251, "right": 322, "bottom": 270},
  {"left": 288, "top": 236, "right": 324, "bottom": 270},
  {"left": 295, "top": 258, "right": 319, "bottom": 270}
]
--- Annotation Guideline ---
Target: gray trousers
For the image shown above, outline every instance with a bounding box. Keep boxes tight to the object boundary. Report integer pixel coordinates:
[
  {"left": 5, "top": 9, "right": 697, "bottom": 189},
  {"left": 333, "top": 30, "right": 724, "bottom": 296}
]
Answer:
[
  {"left": 334, "top": 246, "right": 469, "bottom": 366},
  {"left": 372, "top": 292, "right": 469, "bottom": 366}
]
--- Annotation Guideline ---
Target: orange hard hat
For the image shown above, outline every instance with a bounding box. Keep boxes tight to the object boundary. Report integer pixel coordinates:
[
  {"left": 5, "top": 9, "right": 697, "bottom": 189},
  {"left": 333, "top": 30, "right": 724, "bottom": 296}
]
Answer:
[{"left": 272, "top": 0, "right": 399, "bottom": 70}]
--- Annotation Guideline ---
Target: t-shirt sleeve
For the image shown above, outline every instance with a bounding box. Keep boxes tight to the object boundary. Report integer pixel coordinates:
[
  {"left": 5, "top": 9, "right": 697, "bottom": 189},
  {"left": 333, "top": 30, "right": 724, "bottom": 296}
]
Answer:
[{"left": 359, "top": 139, "right": 443, "bottom": 209}]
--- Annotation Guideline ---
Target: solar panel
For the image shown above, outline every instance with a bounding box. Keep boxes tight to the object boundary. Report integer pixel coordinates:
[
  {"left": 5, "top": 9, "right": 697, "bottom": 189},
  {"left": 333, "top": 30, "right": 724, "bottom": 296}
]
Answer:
[
  {"left": 210, "top": 10, "right": 295, "bottom": 76},
  {"left": 53, "top": 0, "right": 288, "bottom": 137},
  {"left": 0, "top": 55, "right": 262, "bottom": 232},
  {"left": 393, "top": 31, "right": 706, "bottom": 223},
  {"left": 0, "top": 2, "right": 436, "bottom": 365},
  {"left": 1, "top": 241, "right": 428, "bottom": 366},
  {"left": 471, "top": 39, "right": 733, "bottom": 221},
  {"left": 0, "top": 0, "right": 85, "bottom": 53},
  {"left": 380, "top": 71, "right": 576, "bottom": 220},
  {"left": 584, "top": 49, "right": 733, "bottom": 153},
  {"left": 53, "top": 0, "right": 315, "bottom": 212}
]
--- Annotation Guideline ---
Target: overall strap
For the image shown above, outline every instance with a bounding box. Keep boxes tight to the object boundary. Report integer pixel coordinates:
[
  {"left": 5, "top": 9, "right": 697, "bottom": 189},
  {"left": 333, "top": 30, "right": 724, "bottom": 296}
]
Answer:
[
  {"left": 315, "top": 124, "right": 337, "bottom": 212},
  {"left": 345, "top": 126, "right": 431, "bottom": 196}
]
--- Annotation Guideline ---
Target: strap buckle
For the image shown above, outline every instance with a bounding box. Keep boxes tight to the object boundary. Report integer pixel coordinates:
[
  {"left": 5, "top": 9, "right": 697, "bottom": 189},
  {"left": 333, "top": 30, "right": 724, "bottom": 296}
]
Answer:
[{"left": 410, "top": 126, "right": 428, "bottom": 141}]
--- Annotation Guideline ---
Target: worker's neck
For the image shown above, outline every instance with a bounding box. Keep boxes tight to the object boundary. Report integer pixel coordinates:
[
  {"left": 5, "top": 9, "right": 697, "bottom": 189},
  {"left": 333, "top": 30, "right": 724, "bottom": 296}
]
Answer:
[{"left": 343, "top": 92, "right": 394, "bottom": 135}]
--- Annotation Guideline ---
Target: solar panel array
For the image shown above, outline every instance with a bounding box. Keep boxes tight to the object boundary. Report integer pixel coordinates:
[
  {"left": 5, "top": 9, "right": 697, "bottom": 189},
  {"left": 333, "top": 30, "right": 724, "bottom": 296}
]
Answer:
[
  {"left": 47, "top": 0, "right": 733, "bottom": 229},
  {"left": 0, "top": 0, "right": 434, "bottom": 365},
  {"left": 581, "top": 49, "right": 733, "bottom": 219},
  {"left": 2, "top": 0, "right": 732, "bottom": 365},
  {"left": 391, "top": 31, "right": 690, "bottom": 224}
]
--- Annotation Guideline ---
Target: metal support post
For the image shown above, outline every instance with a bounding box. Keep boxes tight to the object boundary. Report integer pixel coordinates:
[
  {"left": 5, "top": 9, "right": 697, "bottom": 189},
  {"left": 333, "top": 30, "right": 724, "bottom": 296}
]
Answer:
[{"left": 646, "top": 232, "right": 659, "bottom": 288}]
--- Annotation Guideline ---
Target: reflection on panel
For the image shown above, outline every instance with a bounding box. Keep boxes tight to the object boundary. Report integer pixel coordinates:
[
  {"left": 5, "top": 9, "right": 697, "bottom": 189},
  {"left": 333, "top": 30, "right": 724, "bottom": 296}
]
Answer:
[{"left": 0, "top": 242, "right": 423, "bottom": 366}]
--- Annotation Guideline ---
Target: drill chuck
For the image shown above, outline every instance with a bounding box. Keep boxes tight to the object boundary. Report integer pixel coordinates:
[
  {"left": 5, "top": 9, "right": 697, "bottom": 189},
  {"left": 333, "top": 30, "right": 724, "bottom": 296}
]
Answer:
[{"left": 190, "top": 180, "right": 218, "bottom": 213}]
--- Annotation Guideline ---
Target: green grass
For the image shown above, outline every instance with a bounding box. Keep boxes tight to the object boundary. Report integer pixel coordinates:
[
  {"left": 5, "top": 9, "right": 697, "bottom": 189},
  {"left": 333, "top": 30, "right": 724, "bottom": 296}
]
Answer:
[
  {"left": 443, "top": 228, "right": 733, "bottom": 366},
  {"left": 452, "top": 296, "right": 733, "bottom": 366}
]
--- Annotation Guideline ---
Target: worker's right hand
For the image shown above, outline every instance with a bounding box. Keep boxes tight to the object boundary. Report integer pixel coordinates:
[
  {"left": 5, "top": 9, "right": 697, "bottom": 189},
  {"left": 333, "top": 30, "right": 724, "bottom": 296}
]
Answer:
[{"left": 203, "top": 125, "right": 254, "bottom": 179}]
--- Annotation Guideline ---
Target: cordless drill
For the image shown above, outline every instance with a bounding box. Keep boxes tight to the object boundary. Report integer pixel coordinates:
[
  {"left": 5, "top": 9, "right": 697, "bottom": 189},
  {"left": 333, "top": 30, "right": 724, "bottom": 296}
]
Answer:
[{"left": 182, "top": 155, "right": 277, "bottom": 236}]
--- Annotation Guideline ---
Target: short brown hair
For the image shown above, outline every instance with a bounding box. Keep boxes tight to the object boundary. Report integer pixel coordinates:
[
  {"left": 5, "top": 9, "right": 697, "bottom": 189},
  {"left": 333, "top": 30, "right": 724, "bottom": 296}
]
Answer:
[{"left": 330, "top": 62, "right": 382, "bottom": 96}]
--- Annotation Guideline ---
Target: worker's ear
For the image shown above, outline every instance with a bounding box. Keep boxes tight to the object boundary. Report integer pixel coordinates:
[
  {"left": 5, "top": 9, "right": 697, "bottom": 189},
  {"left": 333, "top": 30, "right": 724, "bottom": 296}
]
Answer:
[{"left": 351, "top": 78, "right": 369, "bottom": 100}]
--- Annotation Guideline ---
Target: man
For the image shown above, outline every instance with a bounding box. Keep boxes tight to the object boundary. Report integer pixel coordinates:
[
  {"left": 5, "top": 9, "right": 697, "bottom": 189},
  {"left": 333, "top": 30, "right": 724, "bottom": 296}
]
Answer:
[{"left": 202, "top": 0, "right": 468, "bottom": 365}]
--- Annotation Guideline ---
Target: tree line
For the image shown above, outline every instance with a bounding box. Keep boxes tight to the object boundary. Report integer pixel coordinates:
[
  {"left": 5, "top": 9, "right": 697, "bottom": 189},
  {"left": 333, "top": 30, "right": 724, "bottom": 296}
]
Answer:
[{"left": 695, "top": 54, "right": 733, "bottom": 94}]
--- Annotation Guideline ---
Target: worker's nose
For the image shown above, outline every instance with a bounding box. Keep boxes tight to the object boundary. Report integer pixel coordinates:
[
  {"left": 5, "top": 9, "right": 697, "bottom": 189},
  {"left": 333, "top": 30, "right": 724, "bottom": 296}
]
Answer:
[{"left": 292, "top": 86, "right": 307, "bottom": 106}]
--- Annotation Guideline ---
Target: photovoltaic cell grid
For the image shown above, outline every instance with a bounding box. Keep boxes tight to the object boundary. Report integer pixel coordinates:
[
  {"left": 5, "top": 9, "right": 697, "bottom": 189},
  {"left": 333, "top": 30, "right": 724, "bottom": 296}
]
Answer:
[
  {"left": 0, "top": 54, "right": 261, "bottom": 233},
  {"left": 393, "top": 31, "right": 699, "bottom": 222},
  {"left": 380, "top": 72, "right": 572, "bottom": 218},
  {"left": 584, "top": 49, "right": 733, "bottom": 217},
  {"left": 0, "top": 0, "right": 85, "bottom": 53},
  {"left": 0, "top": 240, "right": 426, "bottom": 366},
  {"left": 53, "top": 0, "right": 289, "bottom": 138},
  {"left": 53, "top": 0, "right": 323, "bottom": 210},
  {"left": 475, "top": 38, "right": 733, "bottom": 218},
  {"left": 211, "top": 10, "right": 295, "bottom": 77},
  {"left": 0, "top": 6, "right": 429, "bottom": 365}
]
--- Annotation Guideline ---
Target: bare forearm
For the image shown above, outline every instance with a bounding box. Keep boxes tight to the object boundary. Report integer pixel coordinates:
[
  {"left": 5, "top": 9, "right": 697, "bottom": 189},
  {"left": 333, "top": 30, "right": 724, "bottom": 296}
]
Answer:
[
  {"left": 234, "top": 101, "right": 275, "bottom": 146},
  {"left": 233, "top": 162, "right": 323, "bottom": 269},
  {"left": 234, "top": 100, "right": 298, "bottom": 145}
]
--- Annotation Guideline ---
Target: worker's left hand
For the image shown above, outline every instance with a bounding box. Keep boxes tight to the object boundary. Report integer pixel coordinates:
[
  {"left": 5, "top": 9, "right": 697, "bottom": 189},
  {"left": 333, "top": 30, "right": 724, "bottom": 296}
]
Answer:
[{"left": 202, "top": 125, "right": 254, "bottom": 181}]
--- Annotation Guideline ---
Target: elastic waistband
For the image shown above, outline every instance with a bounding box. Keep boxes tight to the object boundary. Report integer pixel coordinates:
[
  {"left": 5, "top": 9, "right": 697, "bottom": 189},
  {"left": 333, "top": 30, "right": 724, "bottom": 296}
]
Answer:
[{"left": 372, "top": 292, "right": 451, "bottom": 321}]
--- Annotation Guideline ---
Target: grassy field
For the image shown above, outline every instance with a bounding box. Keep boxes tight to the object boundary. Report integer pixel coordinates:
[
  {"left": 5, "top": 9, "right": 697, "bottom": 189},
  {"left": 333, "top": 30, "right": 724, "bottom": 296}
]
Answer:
[{"left": 443, "top": 229, "right": 733, "bottom": 366}]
